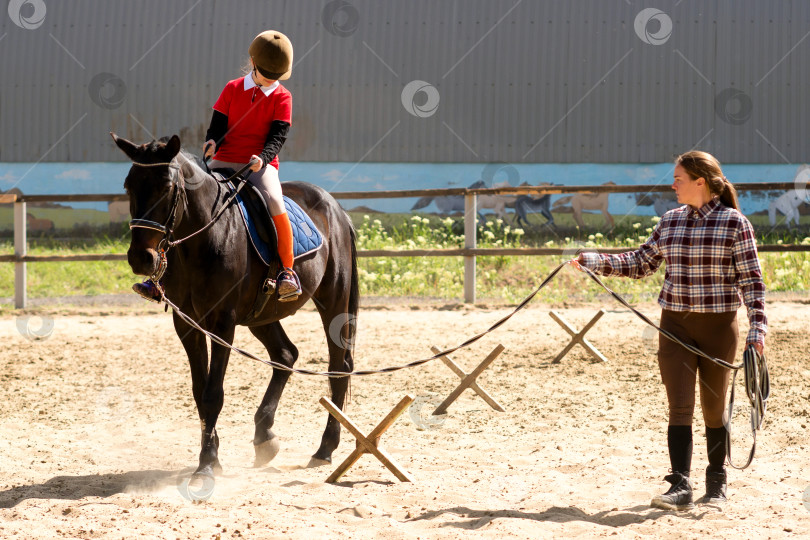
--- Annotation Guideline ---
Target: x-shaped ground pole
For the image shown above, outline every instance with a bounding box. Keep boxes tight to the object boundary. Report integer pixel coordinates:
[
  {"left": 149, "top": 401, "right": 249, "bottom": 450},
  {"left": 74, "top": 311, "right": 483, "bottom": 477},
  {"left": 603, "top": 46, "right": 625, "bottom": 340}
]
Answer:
[
  {"left": 320, "top": 395, "right": 415, "bottom": 483},
  {"left": 549, "top": 309, "right": 608, "bottom": 363},
  {"left": 430, "top": 344, "right": 506, "bottom": 415}
]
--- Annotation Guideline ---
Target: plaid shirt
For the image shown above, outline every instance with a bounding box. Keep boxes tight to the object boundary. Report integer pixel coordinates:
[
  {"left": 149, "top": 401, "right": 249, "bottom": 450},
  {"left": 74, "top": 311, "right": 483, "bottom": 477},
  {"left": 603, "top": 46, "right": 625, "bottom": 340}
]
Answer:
[{"left": 581, "top": 198, "right": 767, "bottom": 346}]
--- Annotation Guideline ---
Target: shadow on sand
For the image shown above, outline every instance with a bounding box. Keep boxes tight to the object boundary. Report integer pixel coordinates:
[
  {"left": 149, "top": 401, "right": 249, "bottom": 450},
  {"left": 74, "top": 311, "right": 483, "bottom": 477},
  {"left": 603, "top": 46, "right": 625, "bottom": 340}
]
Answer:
[
  {"left": 0, "top": 469, "right": 187, "bottom": 508},
  {"left": 406, "top": 504, "right": 715, "bottom": 529}
]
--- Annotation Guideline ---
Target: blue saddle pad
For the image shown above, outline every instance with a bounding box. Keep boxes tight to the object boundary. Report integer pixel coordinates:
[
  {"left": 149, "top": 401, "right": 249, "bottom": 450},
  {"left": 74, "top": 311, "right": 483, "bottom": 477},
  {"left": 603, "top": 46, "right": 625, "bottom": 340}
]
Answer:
[{"left": 232, "top": 189, "right": 324, "bottom": 266}]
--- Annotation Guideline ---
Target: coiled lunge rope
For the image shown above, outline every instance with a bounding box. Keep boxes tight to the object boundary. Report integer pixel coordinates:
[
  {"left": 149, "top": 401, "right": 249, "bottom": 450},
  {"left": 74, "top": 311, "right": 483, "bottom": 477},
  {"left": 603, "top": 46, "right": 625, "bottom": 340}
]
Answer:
[{"left": 160, "top": 259, "right": 769, "bottom": 468}]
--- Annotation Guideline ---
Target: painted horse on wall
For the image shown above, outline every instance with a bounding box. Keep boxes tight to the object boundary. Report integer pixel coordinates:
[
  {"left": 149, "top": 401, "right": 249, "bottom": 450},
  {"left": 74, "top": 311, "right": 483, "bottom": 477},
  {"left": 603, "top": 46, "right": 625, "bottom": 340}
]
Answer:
[{"left": 552, "top": 182, "right": 616, "bottom": 229}]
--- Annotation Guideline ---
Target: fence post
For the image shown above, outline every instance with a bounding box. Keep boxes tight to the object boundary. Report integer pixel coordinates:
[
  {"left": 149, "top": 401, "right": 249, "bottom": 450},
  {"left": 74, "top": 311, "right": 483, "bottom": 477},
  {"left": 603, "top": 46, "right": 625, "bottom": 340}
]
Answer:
[
  {"left": 464, "top": 193, "right": 476, "bottom": 303},
  {"left": 14, "top": 201, "right": 27, "bottom": 309}
]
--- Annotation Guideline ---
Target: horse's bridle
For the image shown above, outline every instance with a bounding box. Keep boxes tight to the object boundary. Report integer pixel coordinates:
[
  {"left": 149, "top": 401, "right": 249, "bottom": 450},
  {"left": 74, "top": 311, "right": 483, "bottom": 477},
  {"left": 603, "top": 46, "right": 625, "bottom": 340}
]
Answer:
[
  {"left": 127, "top": 160, "right": 185, "bottom": 282},
  {"left": 128, "top": 160, "right": 184, "bottom": 236}
]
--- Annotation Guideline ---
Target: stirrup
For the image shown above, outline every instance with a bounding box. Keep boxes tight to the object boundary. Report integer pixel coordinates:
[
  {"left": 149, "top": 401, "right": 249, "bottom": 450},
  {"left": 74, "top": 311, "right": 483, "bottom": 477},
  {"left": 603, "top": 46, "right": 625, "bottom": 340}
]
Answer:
[{"left": 276, "top": 267, "right": 301, "bottom": 302}]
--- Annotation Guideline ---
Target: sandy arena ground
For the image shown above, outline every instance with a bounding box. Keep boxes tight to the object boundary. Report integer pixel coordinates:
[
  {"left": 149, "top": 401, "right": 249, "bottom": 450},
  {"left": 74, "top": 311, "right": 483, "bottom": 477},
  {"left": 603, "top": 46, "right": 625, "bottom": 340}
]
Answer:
[{"left": 1, "top": 293, "right": 809, "bottom": 539}]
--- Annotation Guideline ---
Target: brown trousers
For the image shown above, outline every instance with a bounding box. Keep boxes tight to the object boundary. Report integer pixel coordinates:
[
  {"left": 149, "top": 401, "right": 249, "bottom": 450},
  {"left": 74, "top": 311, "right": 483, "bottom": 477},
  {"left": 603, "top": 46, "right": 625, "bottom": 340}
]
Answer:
[{"left": 658, "top": 310, "right": 738, "bottom": 428}]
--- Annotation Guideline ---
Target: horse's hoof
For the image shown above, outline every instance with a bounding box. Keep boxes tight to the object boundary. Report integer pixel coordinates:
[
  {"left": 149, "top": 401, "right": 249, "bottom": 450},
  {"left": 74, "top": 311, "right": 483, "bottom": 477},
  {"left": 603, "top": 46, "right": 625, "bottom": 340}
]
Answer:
[
  {"left": 254, "top": 436, "right": 281, "bottom": 467},
  {"left": 182, "top": 470, "right": 216, "bottom": 502},
  {"left": 193, "top": 462, "right": 220, "bottom": 479},
  {"left": 306, "top": 456, "right": 331, "bottom": 468}
]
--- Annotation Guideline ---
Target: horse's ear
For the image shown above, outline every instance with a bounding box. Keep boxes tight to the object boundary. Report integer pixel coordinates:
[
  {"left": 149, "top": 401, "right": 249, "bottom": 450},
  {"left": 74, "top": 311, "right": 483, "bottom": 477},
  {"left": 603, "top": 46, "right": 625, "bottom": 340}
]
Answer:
[
  {"left": 111, "top": 132, "right": 141, "bottom": 161},
  {"left": 164, "top": 135, "right": 181, "bottom": 158}
]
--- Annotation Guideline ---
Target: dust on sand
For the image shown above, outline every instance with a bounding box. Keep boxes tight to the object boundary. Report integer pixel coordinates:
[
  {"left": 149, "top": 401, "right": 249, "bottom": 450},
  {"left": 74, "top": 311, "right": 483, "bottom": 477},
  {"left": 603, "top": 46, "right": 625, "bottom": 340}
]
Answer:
[{"left": 1, "top": 297, "right": 808, "bottom": 538}]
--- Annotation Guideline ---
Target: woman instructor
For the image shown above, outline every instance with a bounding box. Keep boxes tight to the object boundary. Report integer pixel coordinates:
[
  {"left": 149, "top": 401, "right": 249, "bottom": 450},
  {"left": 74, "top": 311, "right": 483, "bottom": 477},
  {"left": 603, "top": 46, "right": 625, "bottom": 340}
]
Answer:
[{"left": 572, "top": 151, "right": 767, "bottom": 510}]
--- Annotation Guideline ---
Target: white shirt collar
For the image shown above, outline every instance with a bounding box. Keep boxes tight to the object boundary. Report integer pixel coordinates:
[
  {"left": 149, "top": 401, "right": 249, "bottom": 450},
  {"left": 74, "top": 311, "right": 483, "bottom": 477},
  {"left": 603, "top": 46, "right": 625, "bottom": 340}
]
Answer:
[{"left": 243, "top": 74, "right": 279, "bottom": 96}]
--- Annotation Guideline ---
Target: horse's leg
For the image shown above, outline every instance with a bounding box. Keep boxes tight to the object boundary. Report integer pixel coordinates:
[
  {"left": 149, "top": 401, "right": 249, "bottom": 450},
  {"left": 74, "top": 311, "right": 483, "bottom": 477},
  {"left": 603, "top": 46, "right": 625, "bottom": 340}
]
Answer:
[
  {"left": 193, "top": 323, "right": 235, "bottom": 479},
  {"left": 542, "top": 208, "right": 554, "bottom": 226},
  {"left": 788, "top": 206, "right": 799, "bottom": 228},
  {"left": 309, "top": 306, "right": 353, "bottom": 464},
  {"left": 603, "top": 207, "right": 615, "bottom": 228},
  {"left": 172, "top": 313, "right": 215, "bottom": 467},
  {"left": 248, "top": 322, "right": 298, "bottom": 467},
  {"left": 311, "top": 268, "right": 358, "bottom": 464},
  {"left": 510, "top": 203, "right": 523, "bottom": 228},
  {"left": 572, "top": 200, "right": 585, "bottom": 228}
]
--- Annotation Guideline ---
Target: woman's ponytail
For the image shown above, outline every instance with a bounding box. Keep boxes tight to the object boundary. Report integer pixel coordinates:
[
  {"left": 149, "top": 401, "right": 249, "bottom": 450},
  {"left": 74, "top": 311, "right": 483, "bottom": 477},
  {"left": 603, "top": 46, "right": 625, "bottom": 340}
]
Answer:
[{"left": 718, "top": 176, "right": 740, "bottom": 211}]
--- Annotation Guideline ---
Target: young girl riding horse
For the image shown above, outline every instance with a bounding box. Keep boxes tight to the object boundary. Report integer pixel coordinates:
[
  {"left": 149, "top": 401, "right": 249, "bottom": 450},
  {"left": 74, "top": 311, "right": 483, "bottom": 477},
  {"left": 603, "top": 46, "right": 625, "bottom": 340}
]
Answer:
[
  {"left": 134, "top": 30, "right": 301, "bottom": 302},
  {"left": 572, "top": 151, "right": 767, "bottom": 511}
]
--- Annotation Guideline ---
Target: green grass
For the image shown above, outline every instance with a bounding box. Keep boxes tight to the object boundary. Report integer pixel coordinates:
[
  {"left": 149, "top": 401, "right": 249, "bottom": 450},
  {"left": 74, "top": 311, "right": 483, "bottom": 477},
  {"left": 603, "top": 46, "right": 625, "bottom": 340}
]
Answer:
[{"left": 1, "top": 213, "right": 808, "bottom": 303}]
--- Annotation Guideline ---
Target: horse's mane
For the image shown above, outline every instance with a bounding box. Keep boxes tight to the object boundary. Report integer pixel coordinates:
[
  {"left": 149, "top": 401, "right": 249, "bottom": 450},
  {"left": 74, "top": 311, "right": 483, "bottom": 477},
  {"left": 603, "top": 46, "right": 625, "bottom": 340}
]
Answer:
[{"left": 179, "top": 149, "right": 208, "bottom": 175}]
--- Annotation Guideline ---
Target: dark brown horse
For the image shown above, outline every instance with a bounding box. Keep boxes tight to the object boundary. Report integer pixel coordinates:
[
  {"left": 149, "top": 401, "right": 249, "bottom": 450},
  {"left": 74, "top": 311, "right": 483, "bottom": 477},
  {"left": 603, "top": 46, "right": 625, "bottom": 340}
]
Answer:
[{"left": 112, "top": 133, "right": 358, "bottom": 482}]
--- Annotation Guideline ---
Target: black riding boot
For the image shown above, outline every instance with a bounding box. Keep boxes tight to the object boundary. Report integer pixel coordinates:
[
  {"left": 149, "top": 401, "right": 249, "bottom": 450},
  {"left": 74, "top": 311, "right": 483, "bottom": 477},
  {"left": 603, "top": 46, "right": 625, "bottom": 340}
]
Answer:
[
  {"left": 651, "top": 425, "right": 694, "bottom": 511},
  {"left": 651, "top": 472, "right": 694, "bottom": 511},
  {"left": 698, "top": 426, "right": 728, "bottom": 506}
]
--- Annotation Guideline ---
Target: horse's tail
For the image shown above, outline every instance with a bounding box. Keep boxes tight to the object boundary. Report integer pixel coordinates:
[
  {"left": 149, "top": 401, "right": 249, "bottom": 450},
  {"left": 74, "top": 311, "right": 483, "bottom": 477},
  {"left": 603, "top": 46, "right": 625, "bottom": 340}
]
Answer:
[
  {"left": 347, "top": 225, "right": 360, "bottom": 349},
  {"left": 345, "top": 223, "right": 360, "bottom": 406},
  {"left": 411, "top": 196, "right": 433, "bottom": 210}
]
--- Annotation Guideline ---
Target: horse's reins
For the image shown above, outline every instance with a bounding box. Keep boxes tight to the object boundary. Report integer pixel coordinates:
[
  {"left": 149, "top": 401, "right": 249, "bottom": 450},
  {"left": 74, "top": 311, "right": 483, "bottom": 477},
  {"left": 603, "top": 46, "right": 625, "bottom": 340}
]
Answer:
[
  {"left": 128, "top": 157, "right": 256, "bottom": 282},
  {"left": 156, "top": 259, "right": 768, "bottom": 468}
]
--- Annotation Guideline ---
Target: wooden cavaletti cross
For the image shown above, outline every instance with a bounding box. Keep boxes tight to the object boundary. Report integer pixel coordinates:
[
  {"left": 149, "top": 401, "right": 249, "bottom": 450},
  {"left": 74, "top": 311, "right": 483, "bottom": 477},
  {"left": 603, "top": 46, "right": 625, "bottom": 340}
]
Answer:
[
  {"left": 320, "top": 395, "right": 414, "bottom": 483},
  {"left": 549, "top": 309, "right": 608, "bottom": 363},
  {"left": 430, "top": 344, "right": 506, "bottom": 415}
]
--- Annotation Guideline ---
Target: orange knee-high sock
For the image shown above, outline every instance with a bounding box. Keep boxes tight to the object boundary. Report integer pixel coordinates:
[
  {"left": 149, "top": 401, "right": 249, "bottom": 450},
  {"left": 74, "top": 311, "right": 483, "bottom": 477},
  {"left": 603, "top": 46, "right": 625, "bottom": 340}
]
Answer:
[{"left": 272, "top": 212, "right": 295, "bottom": 269}]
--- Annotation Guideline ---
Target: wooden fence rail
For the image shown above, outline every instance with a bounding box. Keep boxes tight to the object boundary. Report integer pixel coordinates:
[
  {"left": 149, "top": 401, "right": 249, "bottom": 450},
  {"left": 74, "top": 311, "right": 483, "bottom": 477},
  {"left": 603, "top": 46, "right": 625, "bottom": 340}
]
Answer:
[{"left": 2, "top": 182, "right": 807, "bottom": 308}]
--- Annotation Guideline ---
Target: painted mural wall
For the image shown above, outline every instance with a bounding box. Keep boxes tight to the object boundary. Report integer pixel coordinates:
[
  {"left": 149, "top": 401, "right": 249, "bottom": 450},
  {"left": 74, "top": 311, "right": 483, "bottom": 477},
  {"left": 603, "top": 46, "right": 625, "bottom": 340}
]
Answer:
[{"left": 1, "top": 162, "right": 807, "bottom": 232}]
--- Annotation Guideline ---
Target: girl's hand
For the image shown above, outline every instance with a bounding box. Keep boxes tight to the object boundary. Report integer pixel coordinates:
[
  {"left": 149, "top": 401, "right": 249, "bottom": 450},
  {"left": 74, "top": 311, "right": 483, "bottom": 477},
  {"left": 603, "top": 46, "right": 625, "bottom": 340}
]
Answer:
[
  {"left": 248, "top": 155, "right": 263, "bottom": 172},
  {"left": 203, "top": 140, "right": 216, "bottom": 159},
  {"left": 751, "top": 342, "right": 765, "bottom": 357},
  {"left": 569, "top": 253, "right": 585, "bottom": 271}
]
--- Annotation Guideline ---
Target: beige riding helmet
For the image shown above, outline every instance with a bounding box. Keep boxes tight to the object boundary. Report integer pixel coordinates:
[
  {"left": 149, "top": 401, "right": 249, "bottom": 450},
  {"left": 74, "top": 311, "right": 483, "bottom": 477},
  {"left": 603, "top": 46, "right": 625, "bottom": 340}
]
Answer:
[{"left": 249, "top": 30, "right": 293, "bottom": 81}]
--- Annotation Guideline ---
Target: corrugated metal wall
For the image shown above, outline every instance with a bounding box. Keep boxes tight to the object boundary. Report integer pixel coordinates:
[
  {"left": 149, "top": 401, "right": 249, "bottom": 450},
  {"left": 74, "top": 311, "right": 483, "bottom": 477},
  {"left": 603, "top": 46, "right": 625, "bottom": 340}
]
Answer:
[{"left": 0, "top": 0, "right": 806, "bottom": 163}]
